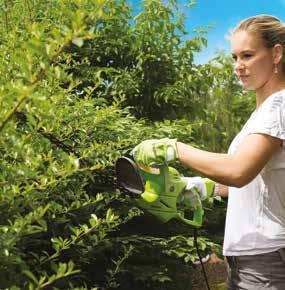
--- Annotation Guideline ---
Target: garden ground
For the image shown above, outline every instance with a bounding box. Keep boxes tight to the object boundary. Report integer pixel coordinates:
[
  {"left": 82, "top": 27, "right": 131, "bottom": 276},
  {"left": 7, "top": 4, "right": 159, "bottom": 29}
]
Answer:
[{"left": 190, "top": 253, "right": 227, "bottom": 290}]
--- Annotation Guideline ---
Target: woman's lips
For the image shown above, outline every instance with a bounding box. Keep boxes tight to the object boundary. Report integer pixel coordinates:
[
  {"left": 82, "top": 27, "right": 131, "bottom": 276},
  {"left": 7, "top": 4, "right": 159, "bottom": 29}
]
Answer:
[{"left": 239, "top": 75, "right": 249, "bottom": 80}]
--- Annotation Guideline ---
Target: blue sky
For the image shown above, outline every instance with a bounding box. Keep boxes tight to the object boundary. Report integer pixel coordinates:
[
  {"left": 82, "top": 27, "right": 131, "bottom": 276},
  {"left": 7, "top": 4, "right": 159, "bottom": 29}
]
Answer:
[{"left": 128, "top": 0, "right": 285, "bottom": 63}]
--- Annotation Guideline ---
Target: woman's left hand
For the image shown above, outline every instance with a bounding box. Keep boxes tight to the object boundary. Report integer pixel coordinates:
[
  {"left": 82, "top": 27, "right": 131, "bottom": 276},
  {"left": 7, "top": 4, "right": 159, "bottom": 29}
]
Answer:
[{"left": 132, "top": 138, "right": 178, "bottom": 167}]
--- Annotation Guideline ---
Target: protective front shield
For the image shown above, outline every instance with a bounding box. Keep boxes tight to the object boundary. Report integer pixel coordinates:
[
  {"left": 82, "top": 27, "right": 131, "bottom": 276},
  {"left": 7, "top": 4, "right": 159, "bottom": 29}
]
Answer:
[{"left": 116, "top": 157, "right": 145, "bottom": 196}]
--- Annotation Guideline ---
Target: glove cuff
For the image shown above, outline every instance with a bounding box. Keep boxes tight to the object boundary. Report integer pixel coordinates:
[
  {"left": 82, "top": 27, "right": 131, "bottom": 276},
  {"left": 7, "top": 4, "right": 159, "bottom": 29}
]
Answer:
[
  {"left": 165, "top": 139, "right": 177, "bottom": 162},
  {"left": 166, "top": 146, "right": 176, "bottom": 161},
  {"left": 213, "top": 182, "right": 219, "bottom": 196},
  {"left": 204, "top": 178, "right": 215, "bottom": 197}
]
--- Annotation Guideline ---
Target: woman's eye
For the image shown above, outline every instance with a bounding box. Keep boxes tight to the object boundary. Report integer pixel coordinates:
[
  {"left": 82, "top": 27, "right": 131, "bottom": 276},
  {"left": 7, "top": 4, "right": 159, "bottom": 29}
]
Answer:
[{"left": 243, "top": 54, "right": 252, "bottom": 59}]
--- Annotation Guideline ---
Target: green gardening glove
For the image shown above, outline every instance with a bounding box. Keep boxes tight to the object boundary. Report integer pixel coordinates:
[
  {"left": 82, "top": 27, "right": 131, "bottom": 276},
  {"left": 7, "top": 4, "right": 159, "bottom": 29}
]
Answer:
[
  {"left": 132, "top": 138, "right": 178, "bottom": 168},
  {"left": 178, "top": 177, "right": 215, "bottom": 210},
  {"left": 181, "top": 177, "right": 215, "bottom": 200},
  {"left": 178, "top": 185, "right": 202, "bottom": 210}
]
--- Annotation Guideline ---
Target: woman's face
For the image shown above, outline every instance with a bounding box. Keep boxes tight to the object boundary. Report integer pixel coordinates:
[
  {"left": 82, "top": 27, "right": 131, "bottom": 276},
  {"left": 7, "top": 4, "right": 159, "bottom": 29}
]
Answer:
[{"left": 231, "top": 30, "right": 275, "bottom": 91}]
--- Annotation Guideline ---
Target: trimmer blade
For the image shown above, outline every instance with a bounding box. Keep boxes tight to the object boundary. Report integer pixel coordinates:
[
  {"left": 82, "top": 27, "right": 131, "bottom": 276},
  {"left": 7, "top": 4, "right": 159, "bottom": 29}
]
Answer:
[{"left": 116, "top": 157, "right": 145, "bottom": 195}]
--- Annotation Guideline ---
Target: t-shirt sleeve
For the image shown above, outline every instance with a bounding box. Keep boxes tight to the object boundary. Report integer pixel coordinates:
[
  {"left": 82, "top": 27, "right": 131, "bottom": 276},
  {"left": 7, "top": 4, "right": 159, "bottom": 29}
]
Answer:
[{"left": 249, "top": 92, "right": 285, "bottom": 141}]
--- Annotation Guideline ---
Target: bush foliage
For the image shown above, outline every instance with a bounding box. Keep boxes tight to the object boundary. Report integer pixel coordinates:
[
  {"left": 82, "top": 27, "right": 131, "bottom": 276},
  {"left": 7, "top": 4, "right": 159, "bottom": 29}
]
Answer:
[{"left": 0, "top": 0, "right": 254, "bottom": 289}]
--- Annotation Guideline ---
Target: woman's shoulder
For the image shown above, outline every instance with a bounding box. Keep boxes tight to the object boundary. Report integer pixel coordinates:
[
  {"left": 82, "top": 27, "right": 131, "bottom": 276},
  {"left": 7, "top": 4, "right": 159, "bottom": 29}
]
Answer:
[
  {"left": 259, "top": 89, "right": 285, "bottom": 114},
  {"left": 269, "top": 89, "right": 285, "bottom": 104},
  {"left": 253, "top": 89, "right": 285, "bottom": 139}
]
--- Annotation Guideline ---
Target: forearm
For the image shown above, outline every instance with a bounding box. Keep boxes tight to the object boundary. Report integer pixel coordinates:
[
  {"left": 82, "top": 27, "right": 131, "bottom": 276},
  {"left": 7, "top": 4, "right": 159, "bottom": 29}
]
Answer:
[
  {"left": 217, "top": 184, "right": 229, "bottom": 198},
  {"left": 177, "top": 142, "right": 243, "bottom": 187},
  {"left": 133, "top": 135, "right": 279, "bottom": 188}
]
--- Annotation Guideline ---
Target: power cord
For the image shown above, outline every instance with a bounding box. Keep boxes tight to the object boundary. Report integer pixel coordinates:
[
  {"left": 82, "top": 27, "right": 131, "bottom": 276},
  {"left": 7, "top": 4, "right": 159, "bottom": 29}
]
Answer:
[{"left": 193, "top": 228, "right": 211, "bottom": 290}]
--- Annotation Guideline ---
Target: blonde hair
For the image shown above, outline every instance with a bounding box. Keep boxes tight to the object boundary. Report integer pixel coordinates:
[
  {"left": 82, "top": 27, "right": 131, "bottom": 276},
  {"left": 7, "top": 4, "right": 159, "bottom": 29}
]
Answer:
[{"left": 233, "top": 15, "right": 285, "bottom": 73}]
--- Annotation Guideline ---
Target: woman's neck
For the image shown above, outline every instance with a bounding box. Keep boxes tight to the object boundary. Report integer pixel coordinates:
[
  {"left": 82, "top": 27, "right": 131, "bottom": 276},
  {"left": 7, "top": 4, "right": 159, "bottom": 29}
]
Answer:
[{"left": 255, "top": 74, "right": 285, "bottom": 108}]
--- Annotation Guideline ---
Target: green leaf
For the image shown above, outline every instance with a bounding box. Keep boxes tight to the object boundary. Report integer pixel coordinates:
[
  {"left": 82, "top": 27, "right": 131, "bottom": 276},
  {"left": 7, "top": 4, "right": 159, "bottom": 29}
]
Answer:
[
  {"left": 22, "top": 270, "right": 39, "bottom": 284},
  {"left": 72, "top": 37, "right": 84, "bottom": 47}
]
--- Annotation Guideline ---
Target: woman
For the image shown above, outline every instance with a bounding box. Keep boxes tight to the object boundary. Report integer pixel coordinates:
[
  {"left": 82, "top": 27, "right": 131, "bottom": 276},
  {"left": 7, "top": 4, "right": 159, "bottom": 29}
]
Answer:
[{"left": 132, "top": 15, "right": 285, "bottom": 289}]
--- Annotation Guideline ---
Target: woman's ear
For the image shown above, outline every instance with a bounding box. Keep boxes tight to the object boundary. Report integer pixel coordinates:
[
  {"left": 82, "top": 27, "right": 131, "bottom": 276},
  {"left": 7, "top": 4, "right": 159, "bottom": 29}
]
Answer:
[{"left": 273, "top": 43, "right": 283, "bottom": 64}]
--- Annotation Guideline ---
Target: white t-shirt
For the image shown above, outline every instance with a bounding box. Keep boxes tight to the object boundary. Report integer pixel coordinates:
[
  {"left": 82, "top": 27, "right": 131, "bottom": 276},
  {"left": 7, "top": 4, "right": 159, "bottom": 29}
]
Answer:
[{"left": 223, "top": 89, "right": 285, "bottom": 256}]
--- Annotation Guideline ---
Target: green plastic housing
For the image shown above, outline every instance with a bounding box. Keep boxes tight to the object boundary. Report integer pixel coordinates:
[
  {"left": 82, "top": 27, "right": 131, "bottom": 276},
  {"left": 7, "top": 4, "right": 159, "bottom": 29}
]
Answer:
[{"left": 136, "top": 166, "right": 204, "bottom": 228}]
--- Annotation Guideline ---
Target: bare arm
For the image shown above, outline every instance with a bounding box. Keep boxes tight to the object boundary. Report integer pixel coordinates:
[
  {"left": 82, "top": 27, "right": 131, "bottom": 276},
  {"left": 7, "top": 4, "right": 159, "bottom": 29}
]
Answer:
[
  {"left": 217, "top": 184, "right": 229, "bottom": 198},
  {"left": 177, "top": 133, "right": 282, "bottom": 187}
]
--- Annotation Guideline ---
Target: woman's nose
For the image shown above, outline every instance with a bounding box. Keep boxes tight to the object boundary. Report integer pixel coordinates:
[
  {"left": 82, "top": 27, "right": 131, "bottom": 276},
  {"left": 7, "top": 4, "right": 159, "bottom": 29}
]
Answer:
[{"left": 234, "top": 60, "right": 245, "bottom": 71}]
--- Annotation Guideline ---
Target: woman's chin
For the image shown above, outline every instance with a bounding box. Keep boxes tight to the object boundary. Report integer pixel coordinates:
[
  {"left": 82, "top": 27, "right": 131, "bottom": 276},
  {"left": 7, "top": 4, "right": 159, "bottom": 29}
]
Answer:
[{"left": 239, "top": 81, "right": 254, "bottom": 90}]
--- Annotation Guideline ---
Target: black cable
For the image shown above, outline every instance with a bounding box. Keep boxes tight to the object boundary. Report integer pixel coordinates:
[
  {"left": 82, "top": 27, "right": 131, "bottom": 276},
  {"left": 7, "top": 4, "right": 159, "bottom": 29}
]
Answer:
[{"left": 193, "top": 228, "right": 211, "bottom": 290}]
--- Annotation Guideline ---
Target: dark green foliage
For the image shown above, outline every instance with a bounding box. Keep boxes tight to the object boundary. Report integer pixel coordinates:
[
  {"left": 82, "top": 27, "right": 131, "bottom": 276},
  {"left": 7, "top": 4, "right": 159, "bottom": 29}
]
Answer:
[{"left": 66, "top": 0, "right": 209, "bottom": 120}]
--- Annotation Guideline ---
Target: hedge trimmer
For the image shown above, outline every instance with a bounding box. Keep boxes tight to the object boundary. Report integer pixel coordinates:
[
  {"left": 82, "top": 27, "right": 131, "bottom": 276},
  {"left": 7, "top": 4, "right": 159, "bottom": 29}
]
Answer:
[
  {"left": 116, "top": 156, "right": 215, "bottom": 227},
  {"left": 115, "top": 156, "right": 214, "bottom": 290}
]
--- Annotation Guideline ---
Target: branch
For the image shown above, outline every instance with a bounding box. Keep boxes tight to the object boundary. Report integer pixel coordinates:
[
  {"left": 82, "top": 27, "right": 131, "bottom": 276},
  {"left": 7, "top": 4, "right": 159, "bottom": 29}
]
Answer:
[{"left": 0, "top": 93, "right": 29, "bottom": 133}]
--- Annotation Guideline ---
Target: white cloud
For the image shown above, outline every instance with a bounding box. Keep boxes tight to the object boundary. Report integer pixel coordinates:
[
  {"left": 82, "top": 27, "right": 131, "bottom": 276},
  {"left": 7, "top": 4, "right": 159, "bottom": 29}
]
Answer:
[{"left": 224, "top": 27, "right": 234, "bottom": 41}]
